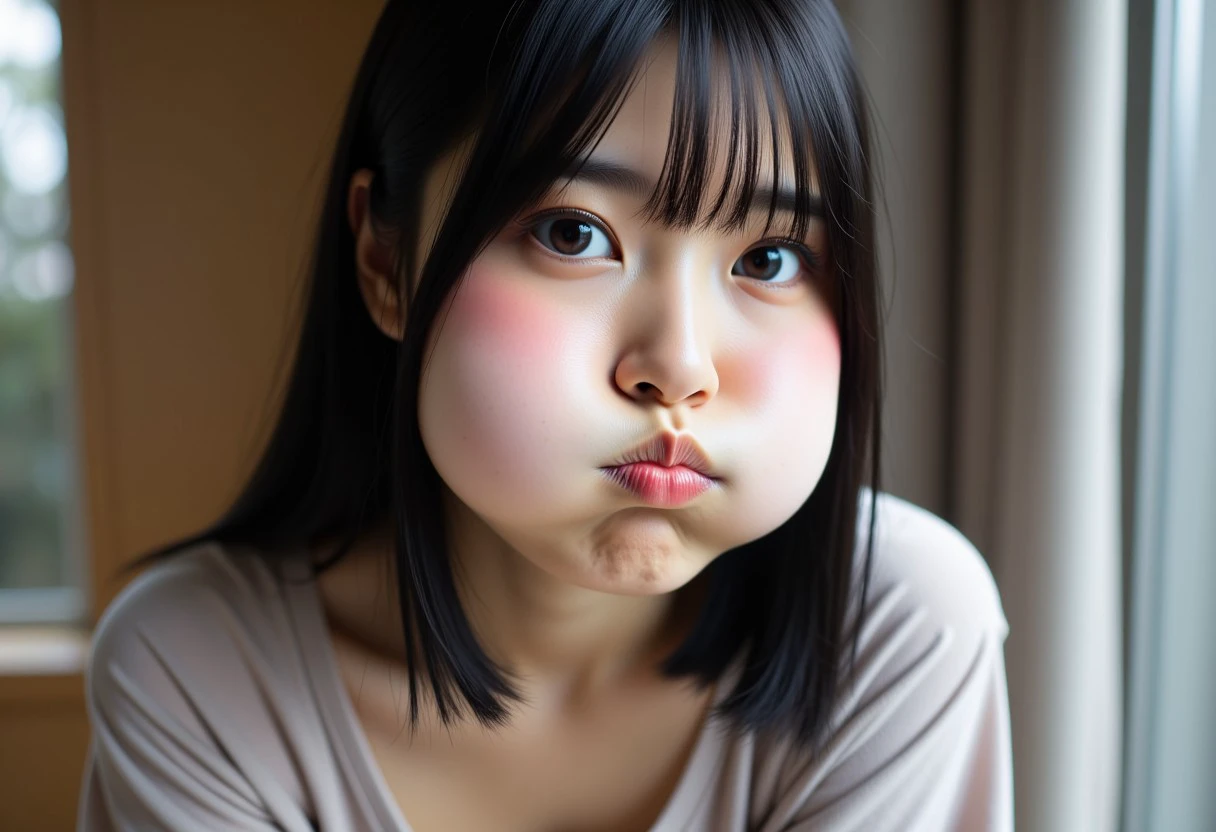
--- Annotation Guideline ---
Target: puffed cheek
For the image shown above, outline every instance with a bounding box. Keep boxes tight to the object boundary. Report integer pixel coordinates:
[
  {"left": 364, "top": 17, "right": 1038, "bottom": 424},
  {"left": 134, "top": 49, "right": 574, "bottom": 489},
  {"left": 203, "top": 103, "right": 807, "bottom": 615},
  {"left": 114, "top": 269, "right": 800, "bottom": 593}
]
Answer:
[
  {"left": 719, "top": 321, "right": 841, "bottom": 408},
  {"left": 437, "top": 265, "right": 566, "bottom": 360},
  {"left": 800, "top": 321, "right": 843, "bottom": 388},
  {"left": 419, "top": 266, "right": 579, "bottom": 496},
  {"left": 710, "top": 325, "right": 841, "bottom": 543}
]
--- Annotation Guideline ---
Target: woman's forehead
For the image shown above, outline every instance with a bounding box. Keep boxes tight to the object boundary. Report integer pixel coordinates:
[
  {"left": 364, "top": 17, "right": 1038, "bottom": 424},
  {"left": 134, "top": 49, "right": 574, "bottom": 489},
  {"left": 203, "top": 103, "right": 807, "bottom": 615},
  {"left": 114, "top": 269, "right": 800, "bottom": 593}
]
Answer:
[
  {"left": 418, "top": 33, "right": 820, "bottom": 241},
  {"left": 592, "top": 35, "right": 809, "bottom": 198}
]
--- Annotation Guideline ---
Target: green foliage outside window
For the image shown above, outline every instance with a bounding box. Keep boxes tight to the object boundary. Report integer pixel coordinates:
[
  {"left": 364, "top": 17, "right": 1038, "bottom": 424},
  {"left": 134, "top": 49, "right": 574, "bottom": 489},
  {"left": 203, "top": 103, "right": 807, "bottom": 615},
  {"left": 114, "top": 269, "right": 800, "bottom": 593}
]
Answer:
[{"left": 0, "top": 0, "right": 75, "bottom": 589}]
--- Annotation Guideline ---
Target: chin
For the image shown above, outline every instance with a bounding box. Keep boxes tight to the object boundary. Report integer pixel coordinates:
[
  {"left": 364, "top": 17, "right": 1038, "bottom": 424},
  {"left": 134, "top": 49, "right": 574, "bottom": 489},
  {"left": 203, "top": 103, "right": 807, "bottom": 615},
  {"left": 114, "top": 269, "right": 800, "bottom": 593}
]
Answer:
[{"left": 567, "top": 540, "right": 709, "bottom": 597}]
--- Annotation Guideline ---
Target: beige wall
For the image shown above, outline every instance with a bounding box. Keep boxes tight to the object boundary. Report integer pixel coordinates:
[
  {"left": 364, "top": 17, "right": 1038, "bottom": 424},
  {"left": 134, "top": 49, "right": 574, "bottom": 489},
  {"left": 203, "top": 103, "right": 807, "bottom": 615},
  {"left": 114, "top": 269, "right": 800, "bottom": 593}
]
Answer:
[{"left": 0, "top": 2, "right": 382, "bottom": 827}]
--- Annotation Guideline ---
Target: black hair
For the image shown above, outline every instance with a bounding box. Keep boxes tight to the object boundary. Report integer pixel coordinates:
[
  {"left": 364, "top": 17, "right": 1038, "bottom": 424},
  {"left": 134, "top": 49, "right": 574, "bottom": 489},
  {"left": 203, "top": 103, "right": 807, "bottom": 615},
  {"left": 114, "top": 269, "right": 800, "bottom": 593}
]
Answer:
[{"left": 122, "top": 0, "right": 882, "bottom": 753}]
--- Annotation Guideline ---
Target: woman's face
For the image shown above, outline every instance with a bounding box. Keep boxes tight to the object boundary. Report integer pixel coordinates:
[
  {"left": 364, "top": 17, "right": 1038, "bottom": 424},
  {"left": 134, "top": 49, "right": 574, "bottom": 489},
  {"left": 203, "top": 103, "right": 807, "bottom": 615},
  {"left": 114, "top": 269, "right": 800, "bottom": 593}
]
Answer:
[{"left": 415, "top": 40, "right": 840, "bottom": 596}]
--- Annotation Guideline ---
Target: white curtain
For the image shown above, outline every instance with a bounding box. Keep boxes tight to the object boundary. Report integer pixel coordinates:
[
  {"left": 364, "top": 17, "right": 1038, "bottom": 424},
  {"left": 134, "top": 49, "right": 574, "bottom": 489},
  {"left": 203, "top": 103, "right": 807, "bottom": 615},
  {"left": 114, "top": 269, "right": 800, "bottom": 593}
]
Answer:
[{"left": 840, "top": 1, "right": 1127, "bottom": 829}]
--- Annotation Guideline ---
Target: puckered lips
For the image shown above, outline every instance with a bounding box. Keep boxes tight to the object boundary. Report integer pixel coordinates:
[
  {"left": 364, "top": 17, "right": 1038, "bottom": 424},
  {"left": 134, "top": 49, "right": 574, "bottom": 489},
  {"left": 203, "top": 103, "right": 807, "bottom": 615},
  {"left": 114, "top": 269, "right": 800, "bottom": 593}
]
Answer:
[{"left": 600, "top": 431, "right": 720, "bottom": 508}]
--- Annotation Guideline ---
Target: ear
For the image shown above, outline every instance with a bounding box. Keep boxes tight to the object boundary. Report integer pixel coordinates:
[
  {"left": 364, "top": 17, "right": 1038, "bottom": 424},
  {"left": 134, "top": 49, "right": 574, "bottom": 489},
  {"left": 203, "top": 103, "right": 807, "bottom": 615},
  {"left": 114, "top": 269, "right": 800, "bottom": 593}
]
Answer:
[{"left": 347, "top": 169, "right": 404, "bottom": 341}]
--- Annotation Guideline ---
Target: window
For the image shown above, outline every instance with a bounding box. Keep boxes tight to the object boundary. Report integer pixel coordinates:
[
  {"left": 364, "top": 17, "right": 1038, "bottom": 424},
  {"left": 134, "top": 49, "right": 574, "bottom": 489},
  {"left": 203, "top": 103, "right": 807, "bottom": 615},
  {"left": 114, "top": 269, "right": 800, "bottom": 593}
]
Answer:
[
  {"left": 0, "top": 0, "right": 83, "bottom": 624},
  {"left": 1123, "top": 0, "right": 1216, "bottom": 828}
]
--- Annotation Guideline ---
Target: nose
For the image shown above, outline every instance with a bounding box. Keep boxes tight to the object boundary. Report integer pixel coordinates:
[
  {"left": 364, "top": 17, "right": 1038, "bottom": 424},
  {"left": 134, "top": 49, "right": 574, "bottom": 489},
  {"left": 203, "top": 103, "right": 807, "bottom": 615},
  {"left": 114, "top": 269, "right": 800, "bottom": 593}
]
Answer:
[{"left": 613, "top": 264, "right": 720, "bottom": 409}]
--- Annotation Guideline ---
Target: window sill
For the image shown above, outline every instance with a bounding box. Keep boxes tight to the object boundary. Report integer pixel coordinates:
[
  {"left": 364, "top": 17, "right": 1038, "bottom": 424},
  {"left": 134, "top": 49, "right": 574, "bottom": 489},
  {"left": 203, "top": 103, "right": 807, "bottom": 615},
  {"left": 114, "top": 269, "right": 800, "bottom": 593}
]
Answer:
[{"left": 0, "top": 626, "right": 90, "bottom": 677}]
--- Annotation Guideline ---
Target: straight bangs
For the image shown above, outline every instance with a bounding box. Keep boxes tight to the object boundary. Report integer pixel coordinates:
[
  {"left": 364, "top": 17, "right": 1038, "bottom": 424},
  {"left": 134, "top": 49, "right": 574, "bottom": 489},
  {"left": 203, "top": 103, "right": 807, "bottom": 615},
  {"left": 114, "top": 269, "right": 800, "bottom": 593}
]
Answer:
[{"left": 416, "top": 1, "right": 858, "bottom": 304}]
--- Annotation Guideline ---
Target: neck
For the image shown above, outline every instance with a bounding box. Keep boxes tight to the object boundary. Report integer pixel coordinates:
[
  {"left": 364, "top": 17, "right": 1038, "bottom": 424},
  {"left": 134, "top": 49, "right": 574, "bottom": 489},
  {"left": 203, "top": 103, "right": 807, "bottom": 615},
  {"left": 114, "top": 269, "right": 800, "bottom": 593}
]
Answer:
[{"left": 313, "top": 510, "right": 708, "bottom": 711}]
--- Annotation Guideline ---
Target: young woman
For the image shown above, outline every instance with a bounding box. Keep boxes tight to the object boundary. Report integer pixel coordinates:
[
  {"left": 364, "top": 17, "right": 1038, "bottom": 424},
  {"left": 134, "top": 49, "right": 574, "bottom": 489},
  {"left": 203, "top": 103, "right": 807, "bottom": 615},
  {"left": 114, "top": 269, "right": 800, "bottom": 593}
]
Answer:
[{"left": 77, "top": 1, "right": 1013, "bottom": 830}]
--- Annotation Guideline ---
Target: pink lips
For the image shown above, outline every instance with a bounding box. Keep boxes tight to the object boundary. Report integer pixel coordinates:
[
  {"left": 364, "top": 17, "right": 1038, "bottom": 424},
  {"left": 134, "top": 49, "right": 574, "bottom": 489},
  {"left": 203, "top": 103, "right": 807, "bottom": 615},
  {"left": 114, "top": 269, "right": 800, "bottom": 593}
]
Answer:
[
  {"left": 601, "top": 431, "right": 719, "bottom": 508},
  {"left": 602, "top": 462, "right": 715, "bottom": 507}
]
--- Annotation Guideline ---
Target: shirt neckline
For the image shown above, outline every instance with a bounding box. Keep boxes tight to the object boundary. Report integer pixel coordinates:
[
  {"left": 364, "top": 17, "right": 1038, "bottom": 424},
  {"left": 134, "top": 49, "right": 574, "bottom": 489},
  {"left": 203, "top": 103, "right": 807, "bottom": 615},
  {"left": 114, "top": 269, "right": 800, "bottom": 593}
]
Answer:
[{"left": 280, "top": 548, "right": 737, "bottom": 832}]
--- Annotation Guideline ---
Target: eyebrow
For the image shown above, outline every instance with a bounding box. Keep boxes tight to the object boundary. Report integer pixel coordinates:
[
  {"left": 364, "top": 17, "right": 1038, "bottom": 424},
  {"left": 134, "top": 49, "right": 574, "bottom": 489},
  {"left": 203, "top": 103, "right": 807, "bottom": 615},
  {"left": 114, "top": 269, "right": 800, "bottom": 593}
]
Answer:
[{"left": 559, "top": 157, "right": 823, "bottom": 218}]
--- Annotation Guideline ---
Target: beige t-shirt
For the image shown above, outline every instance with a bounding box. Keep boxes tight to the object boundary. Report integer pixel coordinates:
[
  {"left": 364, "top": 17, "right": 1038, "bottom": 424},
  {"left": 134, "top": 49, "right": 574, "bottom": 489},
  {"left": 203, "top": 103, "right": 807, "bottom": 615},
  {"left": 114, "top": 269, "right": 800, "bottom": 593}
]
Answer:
[{"left": 77, "top": 493, "right": 1012, "bottom": 831}]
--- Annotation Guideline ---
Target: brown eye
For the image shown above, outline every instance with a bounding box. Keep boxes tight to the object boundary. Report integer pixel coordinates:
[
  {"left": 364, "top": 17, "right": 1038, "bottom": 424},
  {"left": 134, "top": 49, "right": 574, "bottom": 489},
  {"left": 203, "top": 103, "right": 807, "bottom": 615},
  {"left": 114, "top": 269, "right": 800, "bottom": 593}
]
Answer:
[
  {"left": 731, "top": 244, "right": 805, "bottom": 285},
  {"left": 531, "top": 215, "right": 614, "bottom": 258}
]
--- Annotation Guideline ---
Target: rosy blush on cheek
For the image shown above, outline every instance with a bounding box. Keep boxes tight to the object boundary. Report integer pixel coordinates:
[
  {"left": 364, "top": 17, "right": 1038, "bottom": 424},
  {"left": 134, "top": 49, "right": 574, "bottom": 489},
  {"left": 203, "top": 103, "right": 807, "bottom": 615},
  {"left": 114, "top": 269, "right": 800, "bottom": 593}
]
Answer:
[
  {"left": 707, "top": 317, "right": 842, "bottom": 549},
  {"left": 724, "top": 318, "right": 841, "bottom": 409},
  {"left": 420, "top": 263, "right": 587, "bottom": 515},
  {"left": 441, "top": 264, "right": 564, "bottom": 360},
  {"left": 800, "top": 318, "right": 843, "bottom": 376}
]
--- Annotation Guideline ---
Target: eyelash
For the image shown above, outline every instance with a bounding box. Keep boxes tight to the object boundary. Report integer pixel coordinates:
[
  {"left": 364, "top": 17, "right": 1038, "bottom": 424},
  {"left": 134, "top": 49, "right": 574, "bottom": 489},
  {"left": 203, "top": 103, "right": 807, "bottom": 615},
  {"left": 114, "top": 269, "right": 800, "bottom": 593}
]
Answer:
[{"left": 521, "top": 207, "right": 823, "bottom": 287}]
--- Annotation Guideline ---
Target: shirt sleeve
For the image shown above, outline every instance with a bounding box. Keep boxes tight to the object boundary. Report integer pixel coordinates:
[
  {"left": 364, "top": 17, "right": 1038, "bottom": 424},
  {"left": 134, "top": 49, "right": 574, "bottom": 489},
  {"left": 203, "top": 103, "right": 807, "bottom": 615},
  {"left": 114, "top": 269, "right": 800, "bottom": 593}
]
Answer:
[
  {"left": 77, "top": 561, "right": 317, "bottom": 832},
  {"left": 771, "top": 497, "right": 1014, "bottom": 831}
]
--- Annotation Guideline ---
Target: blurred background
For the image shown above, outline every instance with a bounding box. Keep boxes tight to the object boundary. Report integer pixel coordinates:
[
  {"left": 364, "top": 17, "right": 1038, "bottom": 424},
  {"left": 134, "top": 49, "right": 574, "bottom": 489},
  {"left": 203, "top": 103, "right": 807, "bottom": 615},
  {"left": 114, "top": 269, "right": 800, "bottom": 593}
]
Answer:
[{"left": 0, "top": 0, "right": 1211, "bottom": 829}]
